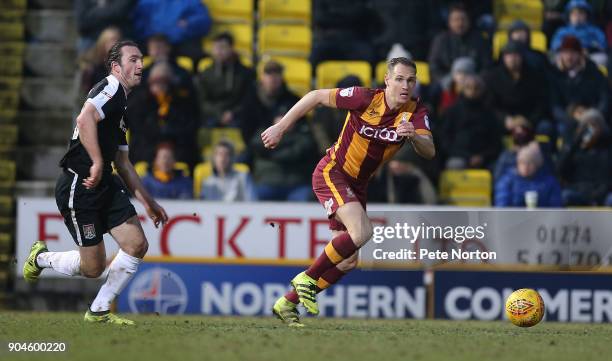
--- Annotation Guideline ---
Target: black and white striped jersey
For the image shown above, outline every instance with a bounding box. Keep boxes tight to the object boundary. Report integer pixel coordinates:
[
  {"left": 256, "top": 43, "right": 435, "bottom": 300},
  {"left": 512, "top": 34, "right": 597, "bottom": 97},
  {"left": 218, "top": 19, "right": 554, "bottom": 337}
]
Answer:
[{"left": 59, "top": 74, "right": 129, "bottom": 178}]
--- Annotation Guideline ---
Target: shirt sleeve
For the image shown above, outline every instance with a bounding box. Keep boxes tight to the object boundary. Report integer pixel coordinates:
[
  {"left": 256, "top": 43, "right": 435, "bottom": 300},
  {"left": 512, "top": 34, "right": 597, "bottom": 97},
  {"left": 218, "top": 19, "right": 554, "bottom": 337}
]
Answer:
[
  {"left": 410, "top": 102, "right": 433, "bottom": 136},
  {"left": 329, "top": 86, "right": 373, "bottom": 111},
  {"left": 85, "top": 77, "right": 120, "bottom": 120}
]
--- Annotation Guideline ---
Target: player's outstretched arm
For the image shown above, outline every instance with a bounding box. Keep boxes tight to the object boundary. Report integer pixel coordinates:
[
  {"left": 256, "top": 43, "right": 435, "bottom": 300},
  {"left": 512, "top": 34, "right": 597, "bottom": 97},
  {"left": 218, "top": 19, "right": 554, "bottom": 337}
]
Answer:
[
  {"left": 77, "top": 103, "right": 104, "bottom": 188},
  {"left": 114, "top": 150, "right": 168, "bottom": 228},
  {"left": 261, "top": 89, "right": 334, "bottom": 149}
]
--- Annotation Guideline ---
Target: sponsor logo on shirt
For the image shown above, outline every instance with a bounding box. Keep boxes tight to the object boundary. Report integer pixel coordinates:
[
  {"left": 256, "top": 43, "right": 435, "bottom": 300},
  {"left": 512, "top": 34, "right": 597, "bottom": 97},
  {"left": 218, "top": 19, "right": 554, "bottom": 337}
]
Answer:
[
  {"left": 339, "top": 87, "right": 355, "bottom": 97},
  {"left": 359, "top": 125, "right": 401, "bottom": 143},
  {"left": 101, "top": 91, "right": 112, "bottom": 99}
]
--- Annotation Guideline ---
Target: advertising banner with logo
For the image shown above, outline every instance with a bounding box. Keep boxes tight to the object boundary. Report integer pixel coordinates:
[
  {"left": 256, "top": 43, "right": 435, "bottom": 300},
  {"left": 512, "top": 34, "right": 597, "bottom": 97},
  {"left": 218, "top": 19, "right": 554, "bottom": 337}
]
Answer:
[
  {"left": 16, "top": 197, "right": 612, "bottom": 279},
  {"left": 434, "top": 270, "right": 612, "bottom": 323},
  {"left": 116, "top": 262, "right": 426, "bottom": 319}
]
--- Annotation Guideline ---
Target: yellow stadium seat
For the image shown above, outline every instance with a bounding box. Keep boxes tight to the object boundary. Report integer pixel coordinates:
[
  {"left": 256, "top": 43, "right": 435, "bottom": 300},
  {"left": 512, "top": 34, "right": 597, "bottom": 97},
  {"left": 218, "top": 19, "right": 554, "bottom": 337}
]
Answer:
[
  {"left": 259, "top": 0, "right": 311, "bottom": 25},
  {"left": 202, "top": 23, "right": 253, "bottom": 61},
  {"left": 439, "top": 169, "right": 492, "bottom": 206},
  {"left": 258, "top": 56, "right": 311, "bottom": 96},
  {"left": 0, "top": 125, "right": 17, "bottom": 147},
  {"left": 375, "top": 61, "right": 430, "bottom": 86},
  {"left": 193, "top": 161, "right": 249, "bottom": 197},
  {"left": 133, "top": 161, "right": 191, "bottom": 178},
  {"left": 202, "top": 0, "right": 253, "bottom": 24},
  {"left": 176, "top": 56, "right": 194, "bottom": 73},
  {"left": 0, "top": 23, "right": 24, "bottom": 41},
  {"left": 494, "top": 0, "right": 543, "bottom": 30},
  {"left": 199, "top": 127, "right": 246, "bottom": 160},
  {"left": 316, "top": 61, "right": 372, "bottom": 89},
  {"left": 258, "top": 24, "right": 311, "bottom": 58},
  {"left": 0, "top": 160, "right": 16, "bottom": 182},
  {"left": 492, "top": 30, "right": 548, "bottom": 59}
]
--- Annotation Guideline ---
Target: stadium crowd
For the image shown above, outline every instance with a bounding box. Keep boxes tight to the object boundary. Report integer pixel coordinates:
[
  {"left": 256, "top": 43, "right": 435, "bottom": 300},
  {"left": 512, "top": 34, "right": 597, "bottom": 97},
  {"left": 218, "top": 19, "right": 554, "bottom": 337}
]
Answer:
[{"left": 74, "top": 0, "right": 612, "bottom": 207}]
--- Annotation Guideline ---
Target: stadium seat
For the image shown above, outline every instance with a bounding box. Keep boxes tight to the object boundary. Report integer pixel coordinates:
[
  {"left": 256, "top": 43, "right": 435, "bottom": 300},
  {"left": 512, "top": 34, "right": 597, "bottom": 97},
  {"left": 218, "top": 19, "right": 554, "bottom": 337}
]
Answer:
[
  {"left": 0, "top": 196, "right": 13, "bottom": 217},
  {"left": 439, "top": 169, "right": 492, "bottom": 206},
  {"left": 0, "top": 125, "right": 17, "bottom": 148},
  {"left": 0, "top": 22, "right": 24, "bottom": 41},
  {"left": 0, "top": 55, "right": 22, "bottom": 76},
  {"left": 316, "top": 61, "right": 372, "bottom": 89},
  {"left": 0, "top": 161, "right": 16, "bottom": 183},
  {"left": 176, "top": 56, "right": 194, "bottom": 73},
  {"left": 494, "top": 0, "right": 543, "bottom": 30},
  {"left": 198, "top": 127, "right": 247, "bottom": 161},
  {"left": 193, "top": 161, "right": 249, "bottom": 197},
  {"left": 202, "top": 0, "right": 253, "bottom": 24},
  {"left": 202, "top": 23, "right": 253, "bottom": 61},
  {"left": 0, "top": 42, "right": 25, "bottom": 57},
  {"left": 133, "top": 161, "right": 191, "bottom": 178},
  {"left": 258, "top": 24, "right": 311, "bottom": 58},
  {"left": 375, "top": 61, "right": 430, "bottom": 86},
  {"left": 259, "top": 0, "right": 311, "bottom": 25},
  {"left": 492, "top": 30, "right": 547, "bottom": 59},
  {"left": 258, "top": 56, "right": 311, "bottom": 96}
]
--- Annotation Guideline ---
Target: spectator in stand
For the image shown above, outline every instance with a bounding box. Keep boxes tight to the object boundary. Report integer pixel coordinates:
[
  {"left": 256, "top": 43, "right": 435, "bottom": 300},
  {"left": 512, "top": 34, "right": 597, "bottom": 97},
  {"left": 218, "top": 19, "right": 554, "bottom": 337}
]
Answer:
[
  {"left": 76, "top": 27, "right": 122, "bottom": 106},
  {"left": 557, "top": 108, "right": 612, "bottom": 205},
  {"left": 247, "top": 62, "right": 317, "bottom": 201},
  {"left": 237, "top": 60, "right": 302, "bottom": 162},
  {"left": 195, "top": 32, "right": 255, "bottom": 127},
  {"left": 128, "top": 61, "right": 199, "bottom": 168},
  {"left": 142, "top": 143, "right": 193, "bottom": 199},
  {"left": 495, "top": 142, "right": 562, "bottom": 208},
  {"left": 551, "top": 0, "right": 608, "bottom": 65},
  {"left": 439, "top": 74, "right": 502, "bottom": 170},
  {"left": 143, "top": 34, "right": 196, "bottom": 101},
  {"left": 310, "top": 75, "right": 362, "bottom": 156},
  {"left": 506, "top": 20, "right": 551, "bottom": 73},
  {"left": 200, "top": 141, "right": 256, "bottom": 201},
  {"left": 373, "top": 0, "right": 442, "bottom": 61},
  {"left": 428, "top": 2, "right": 491, "bottom": 87},
  {"left": 431, "top": 56, "right": 475, "bottom": 117},
  {"left": 551, "top": 36, "right": 609, "bottom": 134},
  {"left": 131, "top": 0, "right": 211, "bottom": 59},
  {"left": 310, "top": 0, "right": 379, "bottom": 66},
  {"left": 74, "top": 0, "right": 135, "bottom": 55},
  {"left": 483, "top": 41, "right": 550, "bottom": 134}
]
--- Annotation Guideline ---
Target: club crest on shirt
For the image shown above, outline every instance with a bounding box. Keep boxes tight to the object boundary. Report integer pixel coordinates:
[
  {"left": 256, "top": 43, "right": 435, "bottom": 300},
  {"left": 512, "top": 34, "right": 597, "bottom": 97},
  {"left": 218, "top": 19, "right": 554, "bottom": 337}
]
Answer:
[
  {"left": 339, "top": 87, "right": 354, "bottom": 97},
  {"left": 83, "top": 224, "right": 96, "bottom": 240}
]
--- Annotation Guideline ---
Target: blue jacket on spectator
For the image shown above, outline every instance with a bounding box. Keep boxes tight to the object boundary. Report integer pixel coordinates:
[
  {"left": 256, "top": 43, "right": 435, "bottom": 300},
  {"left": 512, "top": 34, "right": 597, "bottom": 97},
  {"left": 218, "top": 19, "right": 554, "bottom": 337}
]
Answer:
[
  {"left": 550, "top": 0, "right": 607, "bottom": 52},
  {"left": 494, "top": 168, "right": 562, "bottom": 207},
  {"left": 132, "top": 0, "right": 211, "bottom": 44},
  {"left": 142, "top": 170, "right": 193, "bottom": 199}
]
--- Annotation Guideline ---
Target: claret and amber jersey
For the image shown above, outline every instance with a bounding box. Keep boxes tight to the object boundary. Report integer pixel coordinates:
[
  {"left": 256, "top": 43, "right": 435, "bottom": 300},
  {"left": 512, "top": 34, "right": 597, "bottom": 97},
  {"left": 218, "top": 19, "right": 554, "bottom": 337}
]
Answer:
[{"left": 326, "top": 86, "right": 432, "bottom": 181}]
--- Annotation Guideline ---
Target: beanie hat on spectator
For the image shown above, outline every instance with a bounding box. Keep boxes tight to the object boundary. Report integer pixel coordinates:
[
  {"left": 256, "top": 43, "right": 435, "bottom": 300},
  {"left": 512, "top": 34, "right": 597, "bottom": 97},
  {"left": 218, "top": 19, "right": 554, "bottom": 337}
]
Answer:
[
  {"left": 565, "top": 0, "right": 592, "bottom": 14},
  {"left": 558, "top": 35, "right": 583, "bottom": 52},
  {"left": 501, "top": 40, "right": 524, "bottom": 56},
  {"left": 263, "top": 60, "right": 283, "bottom": 74},
  {"left": 451, "top": 57, "right": 476, "bottom": 75},
  {"left": 508, "top": 20, "right": 530, "bottom": 35},
  {"left": 336, "top": 75, "right": 363, "bottom": 88}
]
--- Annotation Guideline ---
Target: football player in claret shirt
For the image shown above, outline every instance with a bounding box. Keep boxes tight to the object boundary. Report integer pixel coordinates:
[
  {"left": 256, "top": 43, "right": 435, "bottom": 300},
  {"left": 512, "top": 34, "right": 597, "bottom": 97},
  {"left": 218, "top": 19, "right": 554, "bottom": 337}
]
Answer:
[{"left": 262, "top": 57, "right": 435, "bottom": 326}]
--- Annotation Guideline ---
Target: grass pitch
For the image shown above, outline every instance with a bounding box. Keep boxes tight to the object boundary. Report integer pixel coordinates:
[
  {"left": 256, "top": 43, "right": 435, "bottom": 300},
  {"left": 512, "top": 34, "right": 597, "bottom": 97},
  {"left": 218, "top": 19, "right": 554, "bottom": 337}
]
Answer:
[{"left": 1, "top": 312, "right": 611, "bottom": 361}]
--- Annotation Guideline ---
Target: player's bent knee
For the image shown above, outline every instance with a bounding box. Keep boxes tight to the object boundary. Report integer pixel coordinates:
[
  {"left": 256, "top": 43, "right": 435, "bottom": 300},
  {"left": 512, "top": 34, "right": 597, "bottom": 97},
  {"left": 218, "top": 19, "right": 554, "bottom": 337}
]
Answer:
[
  {"left": 347, "top": 222, "right": 373, "bottom": 247},
  {"left": 81, "top": 266, "right": 105, "bottom": 278},
  {"left": 126, "top": 239, "right": 148, "bottom": 258}
]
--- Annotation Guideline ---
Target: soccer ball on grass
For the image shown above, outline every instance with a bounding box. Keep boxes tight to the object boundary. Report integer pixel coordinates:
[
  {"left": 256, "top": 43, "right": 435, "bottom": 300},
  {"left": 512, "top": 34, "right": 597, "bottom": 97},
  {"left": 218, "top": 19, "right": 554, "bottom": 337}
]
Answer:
[{"left": 505, "top": 288, "right": 545, "bottom": 327}]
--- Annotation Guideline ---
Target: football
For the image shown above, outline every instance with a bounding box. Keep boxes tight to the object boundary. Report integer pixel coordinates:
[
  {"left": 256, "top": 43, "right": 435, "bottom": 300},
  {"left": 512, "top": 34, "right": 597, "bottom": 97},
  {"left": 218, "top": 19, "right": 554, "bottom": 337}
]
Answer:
[{"left": 506, "top": 288, "right": 545, "bottom": 327}]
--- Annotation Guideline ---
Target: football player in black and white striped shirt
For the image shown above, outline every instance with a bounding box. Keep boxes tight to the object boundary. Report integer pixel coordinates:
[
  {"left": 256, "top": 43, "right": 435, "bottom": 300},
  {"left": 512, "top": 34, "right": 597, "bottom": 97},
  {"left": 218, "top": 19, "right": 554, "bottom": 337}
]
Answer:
[{"left": 23, "top": 40, "right": 168, "bottom": 325}]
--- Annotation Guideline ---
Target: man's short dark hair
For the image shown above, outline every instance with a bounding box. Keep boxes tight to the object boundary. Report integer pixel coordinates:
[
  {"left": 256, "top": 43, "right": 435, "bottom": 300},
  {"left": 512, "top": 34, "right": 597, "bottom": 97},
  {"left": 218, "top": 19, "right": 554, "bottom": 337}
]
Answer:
[
  {"left": 212, "top": 32, "right": 234, "bottom": 47},
  {"left": 215, "top": 140, "right": 235, "bottom": 158},
  {"left": 448, "top": 2, "right": 468, "bottom": 16},
  {"left": 387, "top": 57, "right": 417, "bottom": 74},
  {"left": 105, "top": 40, "right": 140, "bottom": 73}
]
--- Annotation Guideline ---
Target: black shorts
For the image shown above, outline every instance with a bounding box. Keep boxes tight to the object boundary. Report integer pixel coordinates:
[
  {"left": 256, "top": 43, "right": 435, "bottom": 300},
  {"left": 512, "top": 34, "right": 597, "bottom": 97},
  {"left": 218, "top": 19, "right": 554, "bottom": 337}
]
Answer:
[{"left": 55, "top": 168, "right": 136, "bottom": 247}]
